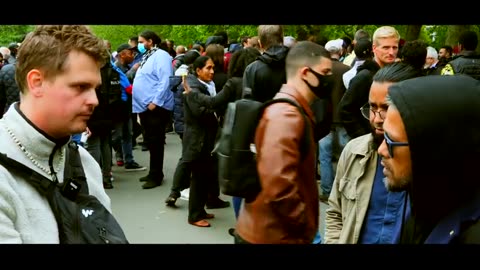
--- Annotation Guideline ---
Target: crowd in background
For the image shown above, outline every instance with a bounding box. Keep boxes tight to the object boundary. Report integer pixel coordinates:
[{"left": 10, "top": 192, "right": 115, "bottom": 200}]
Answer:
[{"left": 0, "top": 25, "right": 479, "bottom": 244}]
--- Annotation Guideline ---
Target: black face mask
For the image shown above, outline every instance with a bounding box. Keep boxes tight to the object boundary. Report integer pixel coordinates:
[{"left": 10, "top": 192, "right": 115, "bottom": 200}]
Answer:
[{"left": 303, "top": 67, "right": 334, "bottom": 99}]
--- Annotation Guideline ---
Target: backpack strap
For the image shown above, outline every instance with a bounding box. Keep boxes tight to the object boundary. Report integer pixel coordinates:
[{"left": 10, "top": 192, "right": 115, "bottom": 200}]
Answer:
[
  {"left": 0, "top": 152, "right": 55, "bottom": 195},
  {"left": 0, "top": 142, "right": 88, "bottom": 200},
  {"left": 63, "top": 141, "right": 89, "bottom": 194},
  {"left": 261, "top": 98, "right": 312, "bottom": 160}
]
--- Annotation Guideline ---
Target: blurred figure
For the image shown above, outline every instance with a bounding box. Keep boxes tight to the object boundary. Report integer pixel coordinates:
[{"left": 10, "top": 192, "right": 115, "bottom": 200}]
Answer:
[
  {"left": 441, "top": 30, "right": 480, "bottom": 80},
  {"left": 423, "top": 46, "right": 440, "bottom": 75}
]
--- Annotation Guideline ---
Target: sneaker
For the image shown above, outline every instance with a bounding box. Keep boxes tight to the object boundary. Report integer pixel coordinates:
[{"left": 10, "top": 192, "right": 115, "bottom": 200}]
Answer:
[
  {"left": 180, "top": 188, "right": 190, "bottom": 201},
  {"left": 139, "top": 175, "right": 150, "bottom": 182},
  {"left": 116, "top": 159, "right": 124, "bottom": 167},
  {"left": 103, "top": 182, "right": 113, "bottom": 189},
  {"left": 125, "top": 161, "right": 147, "bottom": 172},
  {"left": 165, "top": 193, "right": 179, "bottom": 207},
  {"left": 142, "top": 179, "right": 162, "bottom": 189}
]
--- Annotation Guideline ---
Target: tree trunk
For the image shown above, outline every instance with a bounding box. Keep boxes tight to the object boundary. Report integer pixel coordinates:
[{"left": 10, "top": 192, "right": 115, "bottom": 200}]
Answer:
[
  {"left": 404, "top": 25, "right": 423, "bottom": 41},
  {"left": 445, "top": 25, "right": 471, "bottom": 47}
]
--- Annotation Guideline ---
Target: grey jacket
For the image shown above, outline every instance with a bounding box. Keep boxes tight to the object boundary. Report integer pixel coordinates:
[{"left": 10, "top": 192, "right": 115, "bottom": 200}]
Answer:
[{"left": 324, "top": 134, "right": 378, "bottom": 244}]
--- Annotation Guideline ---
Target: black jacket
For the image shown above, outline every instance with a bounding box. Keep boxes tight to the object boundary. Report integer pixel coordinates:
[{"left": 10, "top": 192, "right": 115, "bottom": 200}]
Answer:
[
  {"left": 182, "top": 74, "right": 219, "bottom": 161},
  {"left": 169, "top": 75, "right": 185, "bottom": 135},
  {"left": 0, "top": 64, "right": 20, "bottom": 116},
  {"left": 443, "top": 50, "right": 480, "bottom": 80},
  {"left": 242, "top": 45, "right": 289, "bottom": 103},
  {"left": 389, "top": 75, "right": 480, "bottom": 243},
  {"left": 185, "top": 76, "right": 243, "bottom": 124},
  {"left": 338, "top": 59, "right": 380, "bottom": 139}
]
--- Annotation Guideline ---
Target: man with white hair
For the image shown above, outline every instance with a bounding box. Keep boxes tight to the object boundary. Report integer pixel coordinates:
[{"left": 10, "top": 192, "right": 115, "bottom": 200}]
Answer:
[
  {"left": 0, "top": 47, "right": 10, "bottom": 64},
  {"left": 424, "top": 46, "right": 439, "bottom": 75},
  {"left": 283, "top": 36, "right": 296, "bottom": 48}
]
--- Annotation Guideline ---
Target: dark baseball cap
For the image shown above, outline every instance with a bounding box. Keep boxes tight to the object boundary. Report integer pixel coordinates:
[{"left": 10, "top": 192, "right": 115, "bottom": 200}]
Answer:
[{"left": 116, "top": 43, "right": 135, "bottom": 53}]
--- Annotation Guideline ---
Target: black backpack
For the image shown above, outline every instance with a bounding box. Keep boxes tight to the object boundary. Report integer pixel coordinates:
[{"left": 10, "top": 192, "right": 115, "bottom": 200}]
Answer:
[
  {"left": 215, "top": 97, "right": 311, "bottom": 202},
  {"left": 98, "top": 62, "right": 128, "bottom": 123},
  {"left": 0, "top": 142, "right": 129, "bottom": 244}
]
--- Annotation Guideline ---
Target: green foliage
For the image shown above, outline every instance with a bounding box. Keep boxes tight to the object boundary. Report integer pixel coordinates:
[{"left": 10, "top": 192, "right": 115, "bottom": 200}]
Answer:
[
  {"left": 0, "top": 25, "right": 33, "bottom": 46},
  {"left": 3, "top": 25, "right": 480, "bottom": 53}
]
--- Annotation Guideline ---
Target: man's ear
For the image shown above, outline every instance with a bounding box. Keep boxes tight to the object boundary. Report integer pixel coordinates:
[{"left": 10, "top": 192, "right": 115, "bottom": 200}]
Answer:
[
  {"left": 300, "top": 66, "right": 310, "bottom": 80},
  {"left": 26, "top": 69, "right": 44, "bottom": 97}
]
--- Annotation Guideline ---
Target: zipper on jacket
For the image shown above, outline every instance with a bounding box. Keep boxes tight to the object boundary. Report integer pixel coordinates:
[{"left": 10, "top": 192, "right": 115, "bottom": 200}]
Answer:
[{"left": 99, "top": 227, "right": 110, "bottom": 243}]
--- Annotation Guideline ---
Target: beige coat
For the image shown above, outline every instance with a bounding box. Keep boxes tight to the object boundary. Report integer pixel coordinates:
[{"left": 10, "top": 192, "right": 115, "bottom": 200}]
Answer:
[{"left": 324, "top": 134, "right": 378, "bottom": 244}]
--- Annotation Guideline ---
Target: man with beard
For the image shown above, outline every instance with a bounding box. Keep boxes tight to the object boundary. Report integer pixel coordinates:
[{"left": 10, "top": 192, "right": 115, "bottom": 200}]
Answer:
[
  {"left": 324, "top": 62, "right": 420, "bottom": 244},
  {"left": 379, "top": 75, "right": 480, "bottom": 244}
]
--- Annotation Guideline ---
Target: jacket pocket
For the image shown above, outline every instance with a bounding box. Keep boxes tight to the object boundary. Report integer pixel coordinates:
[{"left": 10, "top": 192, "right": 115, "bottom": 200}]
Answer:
[{"left": 338, "top": 177, "right": 356, "bottom": 201}]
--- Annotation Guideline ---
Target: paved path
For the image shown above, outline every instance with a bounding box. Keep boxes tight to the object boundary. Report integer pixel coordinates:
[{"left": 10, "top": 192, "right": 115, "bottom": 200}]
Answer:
[{"left": 105, "top": 132, "right": 328, "bottom": 244}]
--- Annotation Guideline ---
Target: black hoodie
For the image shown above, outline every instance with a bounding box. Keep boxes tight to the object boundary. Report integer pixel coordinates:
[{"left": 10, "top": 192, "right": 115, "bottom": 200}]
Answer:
[
  {"left": 388, "top": 74, "right": 480, "bottom": 243},
  {"left": 242, "top": 44, "right": 289, "bottom": 103}
]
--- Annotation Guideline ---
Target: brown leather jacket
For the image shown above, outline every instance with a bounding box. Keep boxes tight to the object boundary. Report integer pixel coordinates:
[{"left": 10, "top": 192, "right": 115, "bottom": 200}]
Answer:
[{"left": 235, "top": 85, "right": 319, "bottom": 244}]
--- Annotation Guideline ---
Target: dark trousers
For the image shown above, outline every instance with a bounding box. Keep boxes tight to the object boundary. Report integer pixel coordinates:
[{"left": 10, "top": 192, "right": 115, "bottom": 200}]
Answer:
[
  {"left": 131, "top": 112, "right": 143, "bottom": 145},
  {"left": 207, "top": 155, "right": 220, "bottom": 200},
  {"left": 188, "top": 155, "right": 215, "bottom": 223},
  {"left": 171, "top": 156, "right": 191, "bottom": 197},
  {"left": 86, "top": 132, "right": 112, "bottom": 182},
  {"left": 171, "top": 133, "right": 220, "bottom": 200},
  {"left": 138, "top": 106, "right": 170, "bottom": 181}
]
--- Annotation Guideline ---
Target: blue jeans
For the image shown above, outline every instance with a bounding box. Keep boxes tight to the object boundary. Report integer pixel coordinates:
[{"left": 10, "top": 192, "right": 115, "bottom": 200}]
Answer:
[
  {"left": 111, "top": 117, "right": 134, "bottom": 164},
  {"left": 232, "top": 196, "right": 243, "bottom": 219},
  {"left": 86, "top": 133, "right": 112, "bottom": 179},
  {"left": 313, "top": 230, "right": 322, "bottom": 244},
  {"left": 319, "top": 126, "right": 350, "bottom": 195}
]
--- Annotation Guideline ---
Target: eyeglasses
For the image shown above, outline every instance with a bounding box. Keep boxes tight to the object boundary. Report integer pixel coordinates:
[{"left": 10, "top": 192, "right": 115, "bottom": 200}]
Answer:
[
  {"left": 360, "top": 103, "right": 386, "bottom": 120},
  {"left": 384, "top": 132, "right": 409, "bottom": 158}
]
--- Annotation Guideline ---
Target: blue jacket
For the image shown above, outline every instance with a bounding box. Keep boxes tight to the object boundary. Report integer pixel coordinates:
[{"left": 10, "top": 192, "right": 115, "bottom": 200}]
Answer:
[
  {"left": 111, "top": 62, "right": 129, "bottom": 102},
  {"left": 169, "top": 75, "right": 184, "bottom": 135}
]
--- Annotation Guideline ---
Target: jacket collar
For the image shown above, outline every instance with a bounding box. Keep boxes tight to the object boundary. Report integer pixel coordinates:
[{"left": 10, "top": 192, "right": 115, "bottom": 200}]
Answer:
[
  {"left": 277, "top": 84, "right": 316, "bottom": 123},
  {"left": 350, "top": 133, "right": 375, "bottom": 156}
]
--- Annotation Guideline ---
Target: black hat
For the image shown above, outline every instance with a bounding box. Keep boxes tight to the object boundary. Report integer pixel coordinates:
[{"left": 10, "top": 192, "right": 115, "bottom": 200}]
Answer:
[
  {"left": 354, "top": 38, "right": 373, "bottom": 60},
  {"left": 205, "top": 36, "right": 224, "bottom": 48},
  {"left": 116, "top": 43, "right": 135, "bottom": 53}
]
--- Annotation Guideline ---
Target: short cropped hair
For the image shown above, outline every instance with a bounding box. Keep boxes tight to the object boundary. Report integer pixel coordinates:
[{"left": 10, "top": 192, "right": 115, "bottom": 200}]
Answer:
[
  {"left": 16, "top": 25, "right": 108, "bottom": 94},
  {"left": 372, "top": 26, "right": 400, "bottom": 46},
  {"left": 285, "top": 41, "right": 330, "bottom": 79},
  {"left": 258, "top": 25, "right": 284, "bottom": 51}
]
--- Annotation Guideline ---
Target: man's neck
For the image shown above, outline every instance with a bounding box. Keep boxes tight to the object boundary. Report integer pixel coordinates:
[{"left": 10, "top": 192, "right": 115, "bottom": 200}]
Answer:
[{"left": 374, "top": 56, "right": 384, "bottom": 68}]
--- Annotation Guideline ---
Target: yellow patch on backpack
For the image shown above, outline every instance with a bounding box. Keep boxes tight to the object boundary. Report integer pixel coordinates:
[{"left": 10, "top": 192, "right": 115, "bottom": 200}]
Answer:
[{"left": 441, "top": 64, "right": 455, "bottom": 75}]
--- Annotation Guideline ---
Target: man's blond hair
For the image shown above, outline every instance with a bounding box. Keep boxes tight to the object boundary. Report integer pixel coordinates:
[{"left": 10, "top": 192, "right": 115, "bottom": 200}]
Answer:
[
  {"left": 16, "top": 25, "right": 108, "bottom": 94},
  {"left": 372, "top": 26, "right": 400, "bottom": 46}
]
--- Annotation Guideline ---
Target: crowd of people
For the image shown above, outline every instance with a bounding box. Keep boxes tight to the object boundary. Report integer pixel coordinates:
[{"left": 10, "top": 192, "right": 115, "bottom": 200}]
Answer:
[{"left": 0, "top": 24, "right": 479, "bottom": 244}]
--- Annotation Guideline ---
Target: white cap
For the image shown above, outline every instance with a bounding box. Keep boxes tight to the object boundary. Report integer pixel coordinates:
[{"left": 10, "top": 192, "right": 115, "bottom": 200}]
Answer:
[{"left": 325, "top": 39, "right": 344, "bottom": 52}]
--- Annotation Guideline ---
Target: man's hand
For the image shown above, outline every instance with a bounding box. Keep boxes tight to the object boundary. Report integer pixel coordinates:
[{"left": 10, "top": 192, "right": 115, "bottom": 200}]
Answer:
[
  {"left": 148, "top": 102, "right": 157, "bottom": 111},
  {"left": 182, "top": 75, "right": 191, "bottom": 94},
  {"left": 85, "top": 127, "right": 92, "bottom": 137}
]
